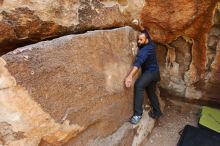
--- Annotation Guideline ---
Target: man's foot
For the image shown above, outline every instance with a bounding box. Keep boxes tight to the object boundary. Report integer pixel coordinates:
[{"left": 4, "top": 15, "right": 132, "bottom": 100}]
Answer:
[
  {"left": 148, "top": 110, "right": 163, "bottom": 119},
  {"left": 130, "top": 115, "right": 142, "bottom": 124}
]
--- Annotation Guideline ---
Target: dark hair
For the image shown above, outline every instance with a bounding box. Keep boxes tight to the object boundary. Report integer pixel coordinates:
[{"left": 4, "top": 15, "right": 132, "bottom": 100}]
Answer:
[
  {"left": 140, "top": 30, "right": 155, "bottom": 48},
  {"left": 139, "top": 32, "right": 148, "bottom": 39}
]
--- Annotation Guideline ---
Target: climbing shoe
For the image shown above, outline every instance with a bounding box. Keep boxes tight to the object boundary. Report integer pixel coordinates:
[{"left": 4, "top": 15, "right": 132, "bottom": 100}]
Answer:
[{"left": 130, "top": 115, "right": 142, "bottom": 124}]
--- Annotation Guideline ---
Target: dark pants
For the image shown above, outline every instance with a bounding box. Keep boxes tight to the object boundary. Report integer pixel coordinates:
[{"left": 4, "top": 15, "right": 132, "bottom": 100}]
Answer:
[{"left": 134, "top": 70, "right": 162, "bottom": 116}]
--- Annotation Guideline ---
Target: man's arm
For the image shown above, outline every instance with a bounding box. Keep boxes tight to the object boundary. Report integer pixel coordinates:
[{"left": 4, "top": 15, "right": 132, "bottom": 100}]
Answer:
[
  {"left": 125, "top": 66, "right": 139, "bottom": 88},
  {"left": 129, "top": 66, "right": 139, "bottom": 77},
  {"left": 139, "top": 22, "right": 145, "bottom": 31},
  {"left": 125, "top": 49, "right": 149, "bottom": 88},
  {"left": 125, "top": 20, "right": 147, "bottom": 88},
  {"left": 134, "top": 19, "right": 150, "bottom": 38}
]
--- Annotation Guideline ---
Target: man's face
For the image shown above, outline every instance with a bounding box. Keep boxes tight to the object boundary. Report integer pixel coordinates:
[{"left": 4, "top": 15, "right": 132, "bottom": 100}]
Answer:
[{"left": 137, "top": 34, "right": 149, "bottom": 48}]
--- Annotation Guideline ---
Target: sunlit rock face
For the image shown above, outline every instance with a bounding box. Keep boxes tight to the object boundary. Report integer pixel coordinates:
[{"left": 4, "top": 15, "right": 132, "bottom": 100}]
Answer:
[
  {"left": 0, "top": 0, "right": 144, "bottom": 54},
  {"left": 142, "top": 1, "right": 220, "bottom": 104},
  {"left": 0, "top": 58, "right": 82, "bottom": 146}
]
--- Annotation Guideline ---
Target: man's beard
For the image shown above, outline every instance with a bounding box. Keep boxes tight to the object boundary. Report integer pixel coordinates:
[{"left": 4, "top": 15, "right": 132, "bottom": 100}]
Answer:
[{"left": 138, "top": 43, "right": 145, "bottom": 48}]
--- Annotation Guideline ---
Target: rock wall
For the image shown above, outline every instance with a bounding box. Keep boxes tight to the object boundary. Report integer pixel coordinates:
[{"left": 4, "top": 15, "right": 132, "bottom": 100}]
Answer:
[
  {"left": 141, "top": 1, "right": 220, "bottom": 104},
  {"left": 0, "top": 0, "right": 220, "bottom": 145}
]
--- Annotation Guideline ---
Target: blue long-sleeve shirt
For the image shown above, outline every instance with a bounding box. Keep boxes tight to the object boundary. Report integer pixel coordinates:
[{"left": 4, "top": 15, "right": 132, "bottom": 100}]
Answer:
[{"left": 133, "top": 31, "right": 159, "bottom": 72}]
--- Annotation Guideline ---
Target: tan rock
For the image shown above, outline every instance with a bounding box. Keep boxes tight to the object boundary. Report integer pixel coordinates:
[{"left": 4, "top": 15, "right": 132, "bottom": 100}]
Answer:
[{"left": 0, "top": 58, "right": 83, "bottom": 146}]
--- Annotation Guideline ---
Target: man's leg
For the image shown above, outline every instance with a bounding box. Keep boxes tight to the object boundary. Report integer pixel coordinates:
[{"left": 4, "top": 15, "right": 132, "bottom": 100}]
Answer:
[
  {"left": 146, "top": 81, "right": 162, "bottom": 117},
  {"left": 133, "top": 72, "right": 153, "bottom": 116}
]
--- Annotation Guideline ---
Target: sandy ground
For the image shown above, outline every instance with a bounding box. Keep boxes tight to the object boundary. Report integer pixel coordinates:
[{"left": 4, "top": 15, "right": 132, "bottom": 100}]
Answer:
[{"left": 142, "top": 99, "right": 201, "bottom": 146}]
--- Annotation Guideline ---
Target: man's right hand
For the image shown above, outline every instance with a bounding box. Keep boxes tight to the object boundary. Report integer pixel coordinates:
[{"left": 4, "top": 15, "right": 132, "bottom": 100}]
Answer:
[
  {"left": 125, "top": 75, "right": 133, "bottom": 88},
  {"left": 125, "top": 66, "right": 139, "bottom": 88}
]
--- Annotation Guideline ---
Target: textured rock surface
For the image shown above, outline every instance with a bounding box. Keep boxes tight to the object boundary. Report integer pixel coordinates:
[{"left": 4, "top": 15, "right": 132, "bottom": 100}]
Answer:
[
  {"left": 1, "top": 0, "right": 219, "bottom": 104},
  {"left": 0, "top": 0, "right": 144, "bottom": 54},
  {"left": 0, "top": 58, "right": 82, "bottom": 146},
  {"left": 142, "top": 1, "right": 220, "bottom": 104},
  {"left": 3, "top": 26, "right": 164, "bottom": 145}
]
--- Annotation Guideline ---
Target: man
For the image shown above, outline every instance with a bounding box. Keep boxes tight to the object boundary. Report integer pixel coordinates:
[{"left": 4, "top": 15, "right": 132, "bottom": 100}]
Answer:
[{"left": 125, "top": 23, "right": 162, "bottom": 124}]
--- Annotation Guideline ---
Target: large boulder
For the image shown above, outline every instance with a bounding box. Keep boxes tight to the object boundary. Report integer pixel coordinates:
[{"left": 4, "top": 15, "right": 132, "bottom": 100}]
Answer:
[
  {"left": 3, "top": 26, "right": 164, "bottom": 145},
  {"left": 0, "top": 0, "right": 145, "bottom": 54}
]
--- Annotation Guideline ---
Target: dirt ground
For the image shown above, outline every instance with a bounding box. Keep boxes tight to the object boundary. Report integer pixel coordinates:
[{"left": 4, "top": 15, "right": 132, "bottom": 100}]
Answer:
[{"left": 142, "top": 99, "right": 201, "bottom": 146}]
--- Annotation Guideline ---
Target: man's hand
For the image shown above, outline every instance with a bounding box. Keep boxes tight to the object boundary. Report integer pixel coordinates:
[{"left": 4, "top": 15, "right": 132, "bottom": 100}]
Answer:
[
  {"left": 132, "top": 19, "right": 139, "bottom": 26},
  {"left": 125, "top": 75, "right": 133, "bottom": 88},
  {"left": 125, "top": 66, "right": 139, "bottom": 88}
]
